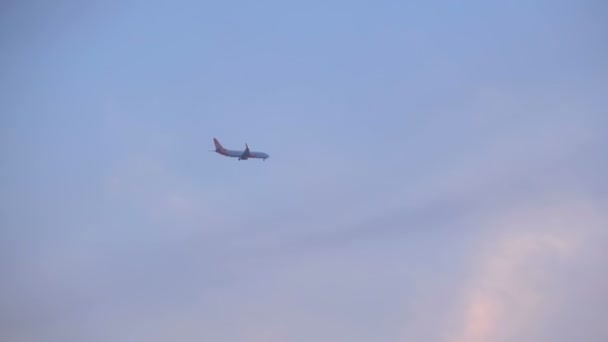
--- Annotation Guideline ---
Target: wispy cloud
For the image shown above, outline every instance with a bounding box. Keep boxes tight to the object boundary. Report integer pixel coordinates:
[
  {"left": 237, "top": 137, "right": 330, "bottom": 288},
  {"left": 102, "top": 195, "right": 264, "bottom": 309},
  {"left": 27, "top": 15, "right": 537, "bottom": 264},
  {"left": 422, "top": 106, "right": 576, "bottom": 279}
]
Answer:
[{"left": 450, "top": 197, "right": 607, "bottom": 342}]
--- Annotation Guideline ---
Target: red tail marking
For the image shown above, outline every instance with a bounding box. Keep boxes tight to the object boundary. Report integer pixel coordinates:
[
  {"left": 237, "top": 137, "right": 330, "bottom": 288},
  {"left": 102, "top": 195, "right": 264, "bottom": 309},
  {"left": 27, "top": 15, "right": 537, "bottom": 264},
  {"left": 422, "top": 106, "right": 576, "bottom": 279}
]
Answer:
[{"left": 213, "top": 138, "right": 227, "bottom": 154}]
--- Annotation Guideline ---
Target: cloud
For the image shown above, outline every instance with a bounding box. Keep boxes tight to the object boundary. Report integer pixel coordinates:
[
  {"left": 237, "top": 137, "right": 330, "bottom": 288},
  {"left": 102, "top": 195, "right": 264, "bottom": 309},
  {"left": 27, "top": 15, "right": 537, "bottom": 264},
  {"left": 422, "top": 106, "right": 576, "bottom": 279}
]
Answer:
[{"left": 449, "top": 196, "right": 607, "bottom": 342}]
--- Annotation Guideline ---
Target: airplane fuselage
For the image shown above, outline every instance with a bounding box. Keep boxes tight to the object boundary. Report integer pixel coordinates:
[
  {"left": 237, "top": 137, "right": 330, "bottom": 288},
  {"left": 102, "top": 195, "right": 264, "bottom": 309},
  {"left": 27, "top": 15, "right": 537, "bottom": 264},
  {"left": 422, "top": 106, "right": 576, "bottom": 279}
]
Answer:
[
  {"left": 213, "top": 138, "right": 269, "bottom": 161},
  {"left": 218, "top": 149, "right": 269, "bottom": 160}
]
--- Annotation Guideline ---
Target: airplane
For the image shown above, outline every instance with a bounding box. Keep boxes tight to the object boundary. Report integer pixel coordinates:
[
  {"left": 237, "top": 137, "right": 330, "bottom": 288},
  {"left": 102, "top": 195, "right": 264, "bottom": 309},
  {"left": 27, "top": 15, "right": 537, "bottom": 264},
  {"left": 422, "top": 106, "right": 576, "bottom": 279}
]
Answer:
[{"left": 211, "top": 138, "right": 270, "bottom": 161}]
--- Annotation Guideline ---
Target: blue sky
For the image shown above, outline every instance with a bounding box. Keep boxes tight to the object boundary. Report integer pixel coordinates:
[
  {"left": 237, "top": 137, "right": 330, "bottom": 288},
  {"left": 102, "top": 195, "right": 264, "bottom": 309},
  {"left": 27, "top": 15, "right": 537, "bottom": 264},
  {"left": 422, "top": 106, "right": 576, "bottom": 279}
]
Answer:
[{"left": 1, "top": 1, "right": 607, "bottom": 341}]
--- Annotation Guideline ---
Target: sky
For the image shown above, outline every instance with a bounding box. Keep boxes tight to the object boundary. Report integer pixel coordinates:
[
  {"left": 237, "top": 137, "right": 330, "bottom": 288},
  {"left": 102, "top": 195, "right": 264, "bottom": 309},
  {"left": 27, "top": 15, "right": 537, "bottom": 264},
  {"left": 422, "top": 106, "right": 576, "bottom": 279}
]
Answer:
[{"left": 1, "top": 0, "right": 607, "bottom": 341}]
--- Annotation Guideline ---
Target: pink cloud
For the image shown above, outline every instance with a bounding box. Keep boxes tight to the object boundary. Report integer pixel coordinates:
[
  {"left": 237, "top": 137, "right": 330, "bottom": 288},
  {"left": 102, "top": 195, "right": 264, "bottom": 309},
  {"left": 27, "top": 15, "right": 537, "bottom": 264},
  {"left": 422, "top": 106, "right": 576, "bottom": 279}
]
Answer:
[{"left": 451, "top": 197, "right": 606, "bottom": 342}]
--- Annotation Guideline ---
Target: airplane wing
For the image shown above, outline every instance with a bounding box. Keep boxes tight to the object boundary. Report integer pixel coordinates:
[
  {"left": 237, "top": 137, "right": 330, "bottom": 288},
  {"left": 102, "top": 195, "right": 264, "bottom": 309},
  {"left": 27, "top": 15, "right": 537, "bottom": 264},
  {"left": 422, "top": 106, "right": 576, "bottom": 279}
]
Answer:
[{"left": 239, "top": 144, "right": 251, "bottom": 160}]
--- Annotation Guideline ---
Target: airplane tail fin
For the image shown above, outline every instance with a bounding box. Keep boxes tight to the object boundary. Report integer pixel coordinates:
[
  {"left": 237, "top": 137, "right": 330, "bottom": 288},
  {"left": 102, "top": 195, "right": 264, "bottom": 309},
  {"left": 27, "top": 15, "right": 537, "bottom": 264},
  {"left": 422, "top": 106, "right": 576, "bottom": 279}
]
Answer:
[{"left": 213, "top": 138, "right": 224, "bottom": 151}]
